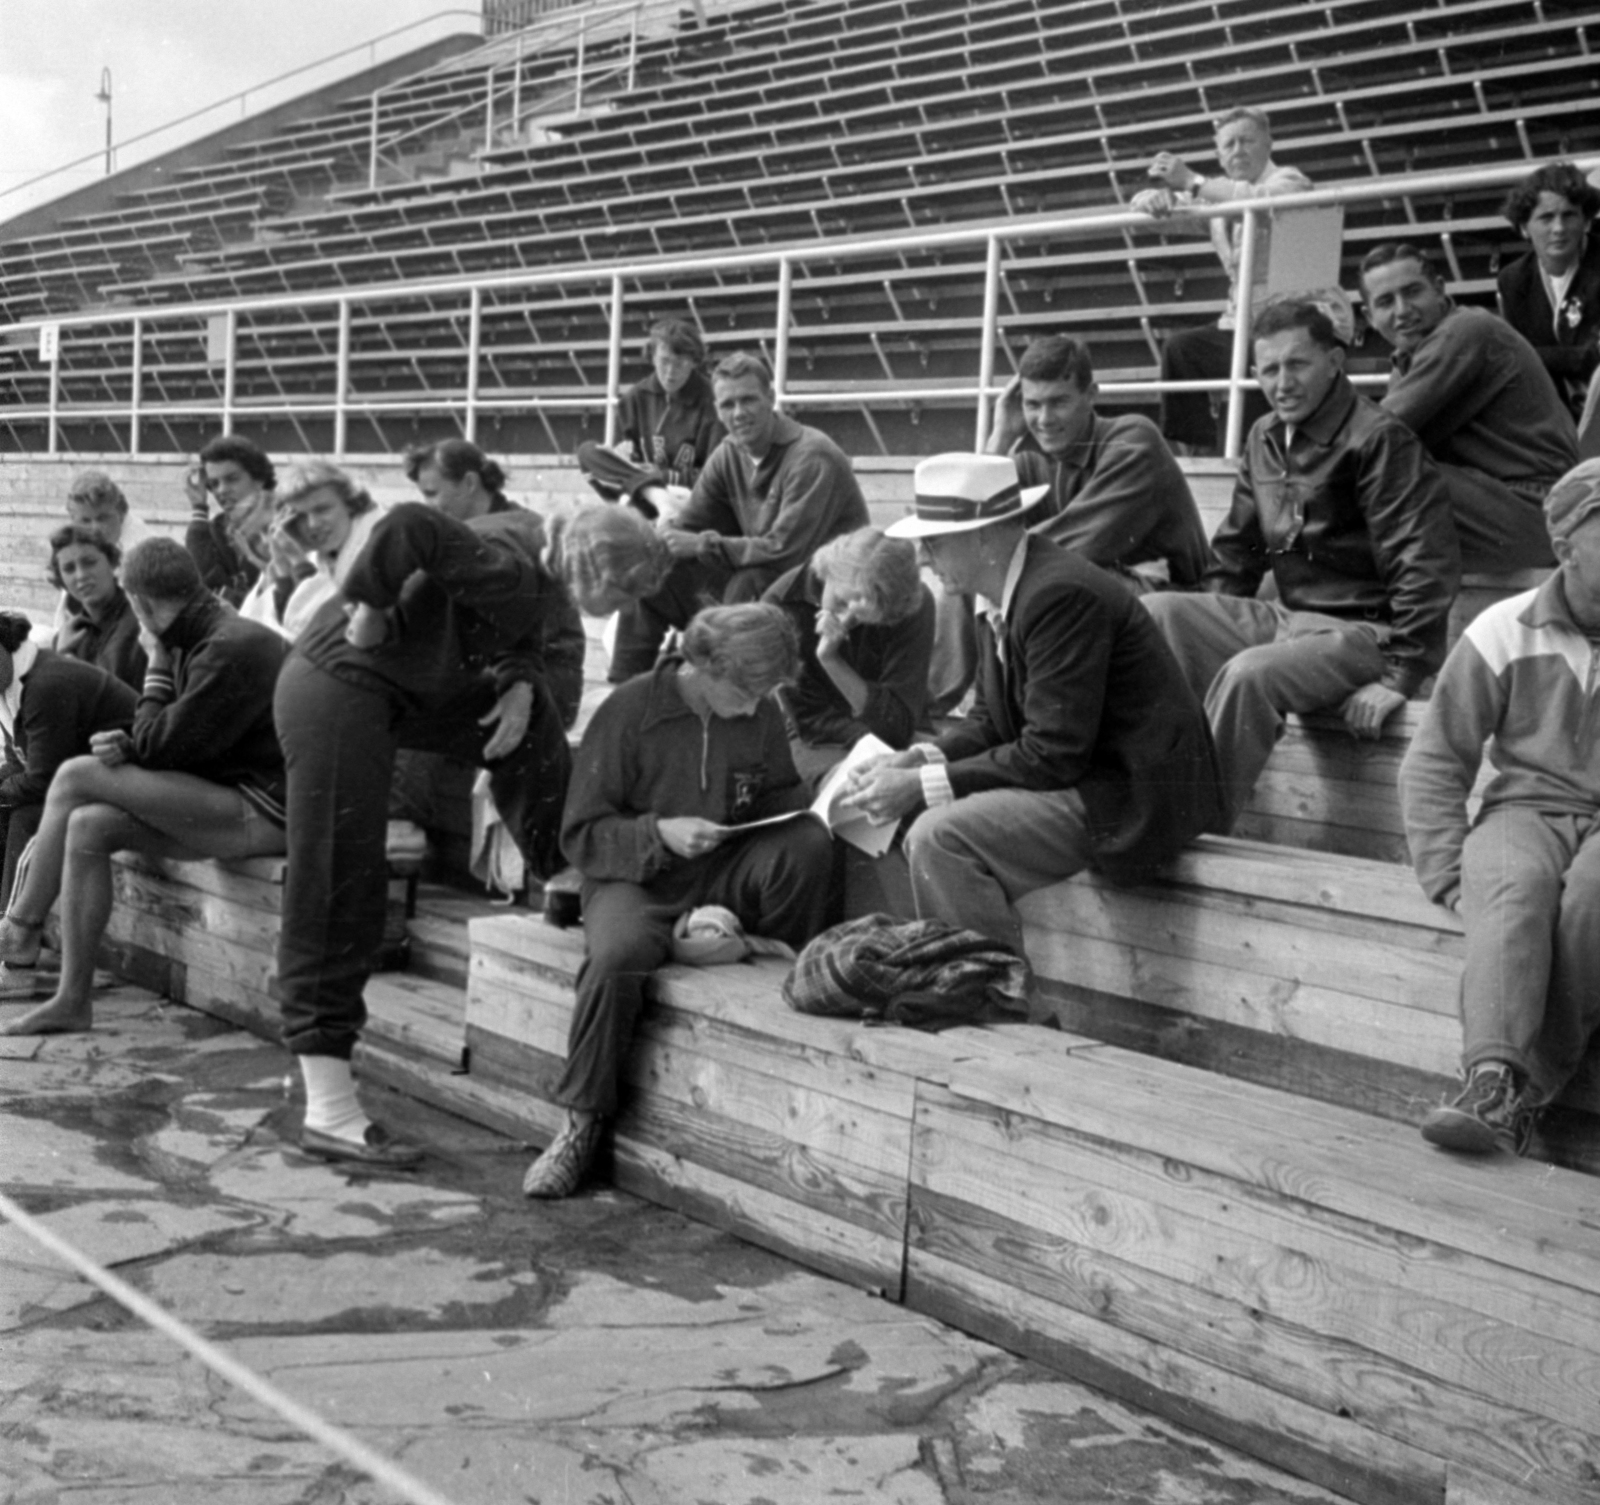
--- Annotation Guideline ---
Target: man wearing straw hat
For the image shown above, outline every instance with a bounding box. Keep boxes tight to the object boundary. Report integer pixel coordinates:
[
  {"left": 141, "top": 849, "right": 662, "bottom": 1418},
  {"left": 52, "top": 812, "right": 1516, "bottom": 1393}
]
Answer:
[{"left": 842, "top": 453, "right": 1225, "bottom": 963}]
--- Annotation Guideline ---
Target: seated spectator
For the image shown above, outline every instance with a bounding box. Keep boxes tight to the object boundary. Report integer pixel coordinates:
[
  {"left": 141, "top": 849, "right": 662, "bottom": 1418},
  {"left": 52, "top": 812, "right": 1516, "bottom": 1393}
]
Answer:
[
  {"left": 0, "top": 540, "right": 287, "bottom": 1035},
  {"left": 1132, "top": 106, "right": 1312, "bottom": 454},
  {"left": 522, "top": 603, "right": 832, "bottom": 1199},
  {"left": 1399, "top": 459, "right": 1600, "bottom": 1157},
  {"left": 0, "top": 610, "right": 136, "bottom": 914},
  {"left": 576, "top": 317, "right": 724, "bottom": 515},
  {"left": 275, "top": 459, "right": 577, "bottom": 1168},
  {"left": 762, "top": 527, "right": 935, "bottom": 783},
  {"left": 985, "top": 334, "right": 1211, "bottom": 590},
  {"left": 239, "top": 462, "right": 386, "bottom": 641},
  {"left": 1361, "top": 242, "right": 1579, "bottom": 572},
  {"left": 843, "top": 455, "right": 1224, "bottom": 964},
  {"left": 1143, "top": 297, "right": 1459, "bottom": 825},
  {"left": 611, "top": 352, "right": 870, "bottom": 681},
  {"left": 185, "top": 435, "right": 277, "bottom": 607},
  {"left": 49, "top": 525, "right": 147, "bottom": 689},
  {"left": 1497, "top": 161, "right": 1600, "bottom": 422},
  {"left": 49, "top": 473, "right": 154, "bottom": 644}
]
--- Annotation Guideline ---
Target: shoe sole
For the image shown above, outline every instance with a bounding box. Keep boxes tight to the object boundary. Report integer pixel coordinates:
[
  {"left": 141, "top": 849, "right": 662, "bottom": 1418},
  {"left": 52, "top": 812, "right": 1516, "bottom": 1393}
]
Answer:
[{"left": 1420, "top": 1108, "right": 1510, "bottom": 1155}]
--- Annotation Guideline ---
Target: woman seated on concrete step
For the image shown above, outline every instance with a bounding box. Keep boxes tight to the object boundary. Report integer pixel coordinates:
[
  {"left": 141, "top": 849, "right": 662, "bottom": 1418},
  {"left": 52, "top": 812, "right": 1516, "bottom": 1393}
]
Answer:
[
  {"left": 0, "top": 540, "right": 288, "bottom": 1035},
  {"left": 522, "top": 602, "right": 833, "bottom": 1199},
  {"left": 0, "top": 609, "right": 138, "bottom": 917},
  {"left": 762, "top": 526, "right": 936, "bottom": 785},
  {"left": 238, "top": 462, "right": 388, "bottom": 641},
  {"left": 50, "top": 525, "right": 147, "bottom": 690}
]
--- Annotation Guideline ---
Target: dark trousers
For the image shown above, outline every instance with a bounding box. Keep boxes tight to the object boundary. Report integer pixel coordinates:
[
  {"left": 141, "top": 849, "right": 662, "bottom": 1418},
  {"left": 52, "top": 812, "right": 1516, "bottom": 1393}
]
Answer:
[
  {"left": 1438, "top": 465, "right": 1557, "bottom": 574},
  {"left": 1161, "top": 324, "right": 1268, "bottom": 452},
  {"left": 556, "top": 820, "right": 833, "bottom": 1115},
  {"left": 0, "top": 803, "right": 41, "bottom": 911},
  {"left": 576, "top": 440, "right": 658, "bottom": 511},
  {"left": 275, "top": 653, "right": 572, "bottom": 1057},
  {"left": 610, "top": 555, "right": 780, "bottom": 681}
]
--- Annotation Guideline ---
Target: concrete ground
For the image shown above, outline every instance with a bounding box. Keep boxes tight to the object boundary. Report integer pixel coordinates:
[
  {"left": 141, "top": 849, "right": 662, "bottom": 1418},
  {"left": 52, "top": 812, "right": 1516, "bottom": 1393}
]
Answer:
[{"left": 1, "top": 981, "right": 1348, "bottom": 1505}]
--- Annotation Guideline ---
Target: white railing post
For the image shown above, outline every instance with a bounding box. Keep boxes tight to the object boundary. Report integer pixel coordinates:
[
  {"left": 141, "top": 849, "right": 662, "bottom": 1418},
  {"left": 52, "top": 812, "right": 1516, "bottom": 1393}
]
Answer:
[
  {"left": 334, "top": 299, "right": 352, "bottom": 456},
  {"left": 46, "top": 339, "right": 60, "bottom": 458},
  {"left": 368, "top": 93, "right": 381, "bottom": 190},
  {"left": 603, "top": 274, "right": 625, "bottom": 447},
  {"left": 975, "top": 233, "right": 1003, "bottom": 450},
  {"left": 575, "top": 17, "right": 587, "bottom": 113},
  {"left": 129, "top": 316, "right": 143, "bottom": 455},
  {"left": 512, "top": 34, "right": 525, "bottom": 128},
  {"left": 627, "top": 7, "right": 639, "bottom": 91},
  {"left": 1222, "top": 206, "right": 1260, "bottom": 462},
  {"left": 222, "top": 309, "right": 238, "bottom": 433},
  {"left": 466, "top": 287, "right": 483, "bottom": 443},
  {"left": 485, "top": 62, "right": 496, "bottom": 145},
  {"left": 774, "top": 257, "right": 794, "bottom": 408}
]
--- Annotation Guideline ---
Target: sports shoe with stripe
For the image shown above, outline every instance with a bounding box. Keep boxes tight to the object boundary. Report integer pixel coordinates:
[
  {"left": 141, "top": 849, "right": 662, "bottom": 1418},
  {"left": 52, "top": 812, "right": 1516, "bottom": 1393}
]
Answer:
[{"left": 1420, "top": 1061, "right": 1537, "bottom": 1156}]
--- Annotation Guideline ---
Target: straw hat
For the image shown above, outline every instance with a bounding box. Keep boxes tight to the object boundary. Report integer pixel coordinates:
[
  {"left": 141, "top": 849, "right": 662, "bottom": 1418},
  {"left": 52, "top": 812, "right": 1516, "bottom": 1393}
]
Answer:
[{"left": 884, "top": 454, "right": 1049, "bottom": 539}]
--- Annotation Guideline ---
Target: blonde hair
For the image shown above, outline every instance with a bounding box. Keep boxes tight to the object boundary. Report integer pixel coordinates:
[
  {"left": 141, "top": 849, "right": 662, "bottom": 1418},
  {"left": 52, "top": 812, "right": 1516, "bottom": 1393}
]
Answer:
[
  {"left": 275, "top": 460, "right": 376, "bottom": 515},
  {"left": 681, "top": 603, "right": 799, "bottom": 694},
  {"left": 810, "top": 527, "right": 922, "bottom": 624},
  {"left": 553, "top": 504, "right": 674, "bottom": 610}
]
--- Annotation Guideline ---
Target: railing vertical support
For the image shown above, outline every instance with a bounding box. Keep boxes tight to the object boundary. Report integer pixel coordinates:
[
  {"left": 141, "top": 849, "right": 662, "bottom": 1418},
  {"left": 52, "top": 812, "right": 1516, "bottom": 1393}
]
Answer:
[
  {"left": 334, "top": 299, "right": 352, "bottom": 456},
  {"left": 774, "top": 257, "right": 794, "bottom": 409},
  {"left": 628, "top": 7, "right": 639, "bottom": 91},
  {"left": 512, "top": 35, "right": 525, "bottom": 128},
  {"left": 466, "top": 287, "right": 483, "bottom": 443},
  {"left": 129, "top": 317, "right": 143, "bottom": 456},
  {"left": 603, "top": 274, "right": 625, "bottom": 448},
  {"left": 575, "top": 18, "right": 587, "bottom": 113},
  {"left": 368, "top": 92, "right": 380, "bottom": 190},
  {"left": 46, "top": 337, "right": 60, "bottom": 458},
  {"left": 975, "top": 233, "right": 1003, "bottom": 450},
  {"left": 1223, "top": 205, "right": 1260, "bottom": 462},
  {"left": 222, "top": 309, "right": 238, "bottom": 434},
  {"left": 484, "top": 63, "right": 496, "bottom": 144}
]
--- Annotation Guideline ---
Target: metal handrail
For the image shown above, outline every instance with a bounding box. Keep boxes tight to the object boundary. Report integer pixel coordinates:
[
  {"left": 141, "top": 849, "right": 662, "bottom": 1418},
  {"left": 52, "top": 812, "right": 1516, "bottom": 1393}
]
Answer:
[
  {"left": 0, "top": 11, "right": 483, "bottom": 208},
  {"left": 7, "top": 155, "right": 1596, "bottom": 459}
]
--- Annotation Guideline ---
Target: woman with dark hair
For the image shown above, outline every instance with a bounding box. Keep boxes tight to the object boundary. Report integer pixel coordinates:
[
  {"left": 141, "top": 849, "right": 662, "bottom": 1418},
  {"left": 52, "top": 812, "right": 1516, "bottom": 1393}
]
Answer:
[
  {"left": 185, "top": 434, "right": 278, "bottom": 606},
  {"left": 0, "top": 609, "right": 137, "bottom": 914},
  {"left": 1499, "top": 161, "right": 1600, "bottom": 419},
  {"left": 763, "top": 526, "right": 935, "bottom": 782},
  {"left": 575, "top": 317, "right": 724, "bottom": 515},
  {"left": 522, "top": 602, "right": 833, "bottom": 1199},
  {"left": 49, "top": 525, "right": 146, "bottom": 690},
  {"left": 240, "top": 461, "right": 385, "bottom": 640}
]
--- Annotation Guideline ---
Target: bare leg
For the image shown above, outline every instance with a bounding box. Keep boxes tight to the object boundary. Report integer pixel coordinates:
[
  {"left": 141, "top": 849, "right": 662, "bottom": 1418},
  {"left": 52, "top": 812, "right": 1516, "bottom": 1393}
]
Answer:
[{"left": 2, "top": 775, "right": 285, "bottom": 1037}]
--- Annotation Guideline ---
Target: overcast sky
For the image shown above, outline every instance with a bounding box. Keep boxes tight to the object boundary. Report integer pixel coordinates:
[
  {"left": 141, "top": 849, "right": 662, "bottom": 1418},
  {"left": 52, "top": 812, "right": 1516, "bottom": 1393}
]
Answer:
[{"left": 0, "top": 0, "right": 483, "bottom": 217}]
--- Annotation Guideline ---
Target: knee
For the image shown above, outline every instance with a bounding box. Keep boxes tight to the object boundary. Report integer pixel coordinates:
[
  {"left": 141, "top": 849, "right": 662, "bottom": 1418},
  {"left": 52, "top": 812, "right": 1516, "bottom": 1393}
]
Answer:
[
  {"left": 906, "top": 802, "right": 972, "bottom": 866},
  {"left": 48, "top": 755, "right": 108, "bottom": 805},
  {"left": 1207, "top": 647, "right": 1275, "bottom": 705},
  {"left": 64, "top": 802, "right": 124, "bottom": 854}
]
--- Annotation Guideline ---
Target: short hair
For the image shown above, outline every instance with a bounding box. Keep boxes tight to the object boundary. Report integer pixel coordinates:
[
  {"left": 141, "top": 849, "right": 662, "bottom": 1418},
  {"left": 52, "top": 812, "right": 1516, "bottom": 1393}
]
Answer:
[
  {"left": 1359, "top": 243, "right": 1446, "bottom": 288},
  {"left": 1016, "top": 334, "right": 1095, "bottom": 390},
  {"left": 553, "top": 503, "right": 674, "bottom": 608},
  {"left": 403, "top": 438, "right": 507, "bottom": 499},
  {"left": 66, "top": 470, "right": 129, "bottom": 515},
  {"left": 48, "top": 523, "right": 121, "bottom": 590},
  {"left": 200, "top": 434, "right": 276, "bottom": 490},
  {"left": 810, "top": 527, "right": 923, "bottom": 626},
  {"left": 711, "top": 351, "right": 774, "bottom": 391},
  {"left": 276, "top": 460, "right": 376, "bottom": 516},
  {"left": 1213, "top": 105, "right": 1271, "bottom": 137},
  {"left": 122, "top": 537, "right": 203, "bottom": 604},
  {"left": 1501, "top": 160, "right": 1600, "bottom": 230},
  {"left": 1252, "top": 295, "right": 1342, "bottom": 351},
  {"left": 644, "top": 317, "right": 706, "bottom": 364},
  {"left": 681, "top": 602, "right": 799, "bottom": 695},
  {"left": 0, "top": 610, "right": 33, "bottom": 654}
]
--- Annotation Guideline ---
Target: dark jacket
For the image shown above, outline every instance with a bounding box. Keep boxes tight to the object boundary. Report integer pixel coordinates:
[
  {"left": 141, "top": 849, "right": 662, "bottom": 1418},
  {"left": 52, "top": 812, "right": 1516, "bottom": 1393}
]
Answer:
[
  {"left": 0, "top": 651, "right": 137, "bottom": 809},
  {"left": 763, "top": 563, "right": 935, "bottom": 749},
  {"left": 934, "top": 534, "right": 1225, "bottom": 883},
  {"left": 55, "top": 588, "right": 147, "bottom": 690},
  {"left": 1498, "top": 239, "right": 1600, "bottom": 418},
  {"left": 618, "top": 369, "right": 725, "bottom": 490},
  {"left": 296, "top": 498, "right": 586, "bottom": 728},
  {"left": 1207, "top": 374, "right": 1461, "bottom": 697},
  {"left": 134, "top": 592, "right": 288, "bottom": 818},
  {"left": 185, "top": 512, "right": 262, "bottom": 608},
  {"left": 561, "top": 659, "right": 807, "bottom": 886}
]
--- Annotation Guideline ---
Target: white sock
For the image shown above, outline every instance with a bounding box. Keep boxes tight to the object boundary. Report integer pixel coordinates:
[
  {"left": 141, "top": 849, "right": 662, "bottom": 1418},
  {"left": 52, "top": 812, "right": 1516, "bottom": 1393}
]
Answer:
[{"left": 299, "top": 1055, "right": 371, "bottom": 1140}]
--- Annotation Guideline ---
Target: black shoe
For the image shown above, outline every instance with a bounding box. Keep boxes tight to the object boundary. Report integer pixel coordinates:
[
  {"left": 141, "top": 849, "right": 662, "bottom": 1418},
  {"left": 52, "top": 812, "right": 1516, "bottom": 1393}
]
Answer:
[
  {"left": 299, "top": 1122, "right": 424, "bottom": 1169},
  {"left": 1420, "top": 1062, "right": 1536, "bottom": 1156}
]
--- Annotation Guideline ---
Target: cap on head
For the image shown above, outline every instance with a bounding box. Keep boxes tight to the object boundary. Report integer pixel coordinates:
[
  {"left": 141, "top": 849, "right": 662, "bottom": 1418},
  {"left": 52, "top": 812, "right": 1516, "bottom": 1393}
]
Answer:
[
  {"left": 1545, "top": 458, "right": 1600, "bottom": 543},
  {"left": 886, "top": 454, "right": 1049, "bottom": 539}
]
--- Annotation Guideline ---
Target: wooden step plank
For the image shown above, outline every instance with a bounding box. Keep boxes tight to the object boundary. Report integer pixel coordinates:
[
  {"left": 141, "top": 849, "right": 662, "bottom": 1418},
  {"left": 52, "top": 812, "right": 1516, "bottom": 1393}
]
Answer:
[{"left": 362, "top": 973, "right": 466, "bottom": 1070}]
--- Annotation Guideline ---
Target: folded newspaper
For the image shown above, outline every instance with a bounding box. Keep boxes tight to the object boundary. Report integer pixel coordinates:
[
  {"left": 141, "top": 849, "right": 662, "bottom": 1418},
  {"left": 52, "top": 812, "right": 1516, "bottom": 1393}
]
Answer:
[{"left": 713, "top": 734, "right": 898, "bottom": 857}]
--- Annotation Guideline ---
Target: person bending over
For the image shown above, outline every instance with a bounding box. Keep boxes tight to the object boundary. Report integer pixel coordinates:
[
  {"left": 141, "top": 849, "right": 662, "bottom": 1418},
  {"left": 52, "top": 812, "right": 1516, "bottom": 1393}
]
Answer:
[
  {"left": 610, "top": 352, "right": 869, "bottom": 680},
  {"left": 523, "top": 603, "right": 833, "bottom": 1199},
  {"left": 576, "top": 317, "right": 724, "bottom": 513},
  {"left": 50, "top": 525, "right": 147, "bottom": 689},
  {"left": 185, "top": 434, "right": 278, "bottom": 607},
  {"left": 1143, "top": 296, "right": 1459, "bottom": 826},
  {"left": 1362, "top": 242, "right": 1578, "bottom": 572},
  {"left": 762, "top": 526, "right": 935, "bottom": 784},
  {"left": 0, "top": 610, "right": 137, "bottom": 914},
  {"left": 275, "top": 456, "right": 577, "bottom": 1168},
  {"left": 1400, "top": 459, "right": 1600, "bottom": 1157},
  {"left": 0, "top": 539, "right": 288, "bottom": 1035}
]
